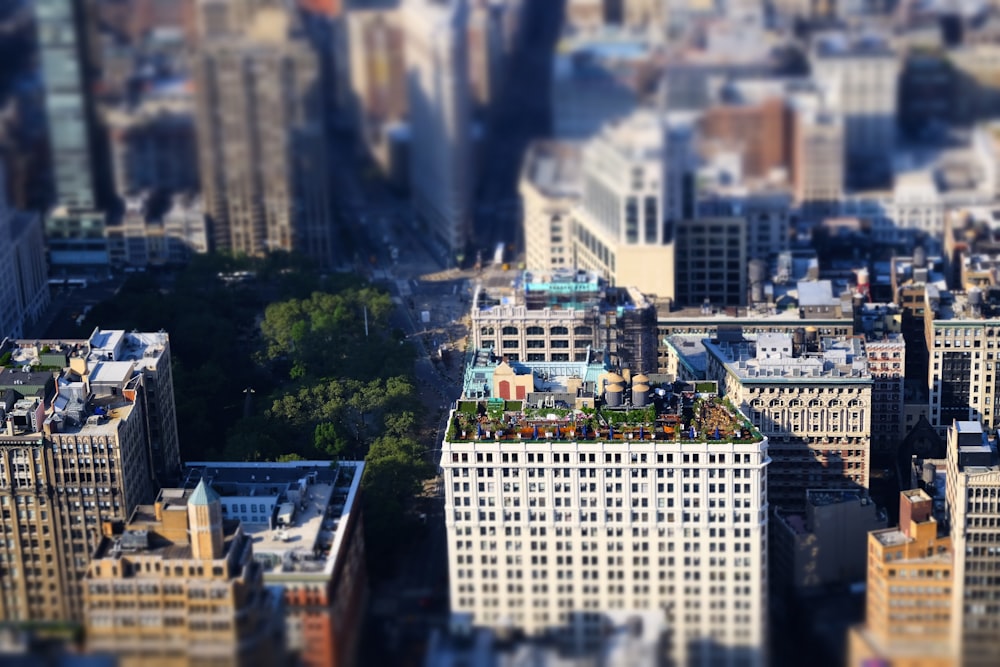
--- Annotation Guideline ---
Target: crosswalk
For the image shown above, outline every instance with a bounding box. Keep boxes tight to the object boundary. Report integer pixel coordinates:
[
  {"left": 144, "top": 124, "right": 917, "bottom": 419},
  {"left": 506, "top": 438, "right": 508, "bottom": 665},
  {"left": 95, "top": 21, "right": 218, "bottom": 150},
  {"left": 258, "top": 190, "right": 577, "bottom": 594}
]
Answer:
[{"left": 421, "top": 268, "right": 467, "bottom": 282}]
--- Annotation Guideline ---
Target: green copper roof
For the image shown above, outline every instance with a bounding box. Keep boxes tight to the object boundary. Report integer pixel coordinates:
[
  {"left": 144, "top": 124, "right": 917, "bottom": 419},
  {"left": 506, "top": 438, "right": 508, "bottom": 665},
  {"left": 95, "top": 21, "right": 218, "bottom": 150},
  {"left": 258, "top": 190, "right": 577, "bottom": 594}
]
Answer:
[{"left": 188, "top": 478, "right": 221, "bottom": 506}]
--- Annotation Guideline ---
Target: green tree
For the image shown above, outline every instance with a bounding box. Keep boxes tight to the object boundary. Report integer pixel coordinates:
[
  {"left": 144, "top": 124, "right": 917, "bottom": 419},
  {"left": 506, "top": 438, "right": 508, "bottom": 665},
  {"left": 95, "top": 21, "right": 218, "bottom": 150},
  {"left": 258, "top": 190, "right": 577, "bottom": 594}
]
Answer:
[
  {"left": 362, "top": 431, "right": 433, "bottom": 573},
  {"left": 313, "top": 422, "right": 351, "bottom": 459}
]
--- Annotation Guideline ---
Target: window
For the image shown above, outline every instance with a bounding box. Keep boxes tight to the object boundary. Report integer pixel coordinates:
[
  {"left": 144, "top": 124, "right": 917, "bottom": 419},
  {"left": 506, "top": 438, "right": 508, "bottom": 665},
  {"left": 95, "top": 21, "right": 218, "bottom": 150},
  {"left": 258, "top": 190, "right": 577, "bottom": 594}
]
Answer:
[
  {"left": 526, "top": 326, "right": 544, "bottom": 336},
  {"left": 502, "top": 327, "right": 518, "bottom": 336},
  {"left": 551, "top": 326, "right": 569, "bottom": 336}
]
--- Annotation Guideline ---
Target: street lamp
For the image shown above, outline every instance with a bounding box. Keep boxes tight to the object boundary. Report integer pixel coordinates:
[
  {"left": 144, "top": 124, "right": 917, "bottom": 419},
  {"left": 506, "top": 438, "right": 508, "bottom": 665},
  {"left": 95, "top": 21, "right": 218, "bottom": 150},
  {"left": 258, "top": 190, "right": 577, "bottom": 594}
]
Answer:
[{"left": 242, "top": 387, "right": 256, "bottom": 418}]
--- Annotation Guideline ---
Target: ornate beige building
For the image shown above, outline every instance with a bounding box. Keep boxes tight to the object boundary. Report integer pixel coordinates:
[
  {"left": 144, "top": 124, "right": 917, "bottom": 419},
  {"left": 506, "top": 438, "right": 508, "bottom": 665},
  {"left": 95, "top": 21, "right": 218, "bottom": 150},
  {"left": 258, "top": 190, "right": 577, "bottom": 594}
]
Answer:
[
  {"left": 84, "top": 480, "right": 284, "bottom": 666},
  {"left": 704, "top": 332, "right": 872, "bottom": 509},
  {"left": 0, "top": 330, "right": 181, "bottom": 622},
  {"left": 471, "top": 270, "right": 658, "bottom": 373}
]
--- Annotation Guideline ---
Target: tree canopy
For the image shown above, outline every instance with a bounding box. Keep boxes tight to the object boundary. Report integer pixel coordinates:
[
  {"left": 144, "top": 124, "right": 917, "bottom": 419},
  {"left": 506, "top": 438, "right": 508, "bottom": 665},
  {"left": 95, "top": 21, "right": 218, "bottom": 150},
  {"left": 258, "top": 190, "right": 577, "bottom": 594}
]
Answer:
[{"left": 85, "top": 252, "right": 431, "bottom": 578}]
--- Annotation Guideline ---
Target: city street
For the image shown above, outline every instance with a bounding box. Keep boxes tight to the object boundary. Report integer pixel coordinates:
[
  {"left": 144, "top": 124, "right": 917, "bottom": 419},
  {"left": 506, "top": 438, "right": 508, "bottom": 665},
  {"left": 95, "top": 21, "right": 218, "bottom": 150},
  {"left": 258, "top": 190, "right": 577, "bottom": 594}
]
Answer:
[{"left": 348, "top": 160, "right": 476, "bottom": 664}]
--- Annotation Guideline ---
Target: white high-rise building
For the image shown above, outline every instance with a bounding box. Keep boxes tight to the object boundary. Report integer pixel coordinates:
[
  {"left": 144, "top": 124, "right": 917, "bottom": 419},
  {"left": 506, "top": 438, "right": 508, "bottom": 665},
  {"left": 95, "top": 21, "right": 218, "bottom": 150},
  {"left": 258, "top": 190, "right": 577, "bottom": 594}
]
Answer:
[
  {"left": 520, "top": 140, "right": 581, "bottom": 271},
  {"left": 404, "top": 0, "right": 474, "bottom": 263},
  {"left": 945, "top": 420, "right": 1000, "bottom": 666},
  {"left": 572, "top": 110, "right": 684, "bottom": 302},
  {"left": 442, "top": 358, "right": 770, "bottom": 665}
]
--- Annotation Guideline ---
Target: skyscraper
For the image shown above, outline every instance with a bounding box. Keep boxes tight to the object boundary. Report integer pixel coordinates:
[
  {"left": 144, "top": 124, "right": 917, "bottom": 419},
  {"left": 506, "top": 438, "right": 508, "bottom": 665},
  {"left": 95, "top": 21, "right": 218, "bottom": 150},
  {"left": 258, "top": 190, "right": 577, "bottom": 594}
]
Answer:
[
  {"left": 442, "top": 357, "right": 769, "bottom": 664},
  {"left": 811, "top": 33, "right": 899, "bottom": 188},
  {"left": 346, "top": 2, "right": 409, "bottom": 178},
  {"left": 37, "top": 0, "right": 114, "bottom": 269},
  {"left": 404, "top": 0, "right": 473, "bottom": 263},
  {"left": 36, "top": 0, "right": 103, "bottom": 210},
  {"left": 196, "top": 0, "right": 333, "bottom": 265},
  {"left": 571, "top": 110, "right": 678, "bottom": 302},
  {"left": 945, "top": 420, "right": 1000, "bottom": 666},
  {"left": 0, "top": 172, "right": 49, "bottom": 339},
  {"left": 0, "top": 330, "right": 182, "bottom": 622}
]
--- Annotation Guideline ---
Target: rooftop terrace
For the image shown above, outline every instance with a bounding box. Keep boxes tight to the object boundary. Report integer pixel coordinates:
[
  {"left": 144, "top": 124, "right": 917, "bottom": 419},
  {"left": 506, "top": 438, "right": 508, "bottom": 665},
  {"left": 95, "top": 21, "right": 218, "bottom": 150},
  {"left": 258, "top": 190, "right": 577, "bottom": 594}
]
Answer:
[
  {"left": 183, "top": 461, "right": 364, "bottom": 578},
  {"left": 472, "top": 269, "right": 651, "bottom": 314},
  {"left": 447, "top": 393, "right": 762, "bottom": 446}
]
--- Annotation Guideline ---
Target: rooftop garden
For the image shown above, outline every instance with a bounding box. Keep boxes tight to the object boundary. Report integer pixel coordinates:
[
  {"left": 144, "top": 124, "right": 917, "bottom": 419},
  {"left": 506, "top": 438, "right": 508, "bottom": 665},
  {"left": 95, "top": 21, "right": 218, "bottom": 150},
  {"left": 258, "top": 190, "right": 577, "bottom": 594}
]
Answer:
[{"left": 447, "top": 395, "right": 762, "bottom": 445}]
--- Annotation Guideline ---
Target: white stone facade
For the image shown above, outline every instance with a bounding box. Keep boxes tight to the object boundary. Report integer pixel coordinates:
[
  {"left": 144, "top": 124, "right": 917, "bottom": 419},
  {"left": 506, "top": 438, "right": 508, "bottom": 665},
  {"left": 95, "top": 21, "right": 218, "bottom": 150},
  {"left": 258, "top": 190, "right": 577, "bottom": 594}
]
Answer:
[{"left": 442, "top": 434, "right": 770, "bottom": 665}]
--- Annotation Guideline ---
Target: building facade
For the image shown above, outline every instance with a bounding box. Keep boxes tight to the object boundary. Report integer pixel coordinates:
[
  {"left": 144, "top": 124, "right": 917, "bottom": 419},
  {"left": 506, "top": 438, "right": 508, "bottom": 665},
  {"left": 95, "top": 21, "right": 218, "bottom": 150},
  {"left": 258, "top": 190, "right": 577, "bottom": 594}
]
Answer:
[
  {"left": 37, "top": 0, "right": 104, "bottom": 210},
  {"left": 106, "top": 193, "right": 209, "bottom": 267},
  {"left": 848, "top": 489, "right": 955, "bottom": 667},
  {"left": 789, "top": 93, "right": 843, "bottom": 215},
  {"left": 811, "top": 34, "right": 899, "bottom": 187},
  {"left": 0, "top": 196, "right": 49, "bottom": 339},
  {"left": 182, "top": 461, "right": 368, "bottom": 667},
  {"left": 471, "top": 270, "right": 658, "bottom": 373},
  {"left": 84, "top": 480, "right": 284, "bottom": 666},
  {"left": 404, "top": 0, "right": 474, "bottom": 262},
  {"left": 0, "top": 360, "right": 154, "bottom": 621},
  {"left": 674, "top": 217, "right": 748, "bottom": 309},
  {"left": 196, "top": 0, "right": 332, "bottom": 264},
  {"left": 866, "top": 334, "right": 906, "bottom": 456},
  {"left": 106, "top": 97, "right": 198, "bottom": 199},
  {"left": 520, "top": 140, "right": 581, "bottom": 272},
  {"left": 38, "top": 0, "right": 114, "bottom": 271},
  {"left": 87, "top": 328, "right": 182, "bottom": 485},
  {"left": 572, "top": 110, "right": 677, "bottom": 301},
  {"left": 0, "top": 329, "right": 182, "bottom": 622},
  {"left": 924, "top": 287, "right": 1000, "bottom": 434},
  {"left": 704, "top": 332, "right": 872, "bottom": 509},
  {"left": 945, "top": 420, "right": 1000, "bottom": 666},
  {"left": 443, "top": 361, "right": 770, "bottom": 665},
  {"left": 771, "top": 489, "right": 883, "bottom": 593},
  {"left": 346, "top": 3, "right": 408, "bottom": 177}
]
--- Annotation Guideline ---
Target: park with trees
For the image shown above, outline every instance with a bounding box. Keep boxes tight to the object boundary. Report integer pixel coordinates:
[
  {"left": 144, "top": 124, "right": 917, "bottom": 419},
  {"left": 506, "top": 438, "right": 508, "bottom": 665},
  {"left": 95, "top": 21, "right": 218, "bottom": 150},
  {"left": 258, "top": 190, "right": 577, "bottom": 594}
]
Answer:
[{"left": 83, "top": 254, "right": 434, "bottom": 575}]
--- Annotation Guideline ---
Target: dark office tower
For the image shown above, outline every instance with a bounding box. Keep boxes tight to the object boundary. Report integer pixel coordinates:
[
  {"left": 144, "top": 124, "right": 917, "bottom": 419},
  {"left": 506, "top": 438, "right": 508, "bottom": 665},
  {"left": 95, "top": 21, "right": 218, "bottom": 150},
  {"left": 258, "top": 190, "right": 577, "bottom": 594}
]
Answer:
[
  {"left": 38, "top": 0, "right": 115, "bottom": 269},
  {"left": 37, "top": 0, "right": 104, "bottom": 210},
  {"left": 196, "top": 0, "right": 333, "bottom": 266}
]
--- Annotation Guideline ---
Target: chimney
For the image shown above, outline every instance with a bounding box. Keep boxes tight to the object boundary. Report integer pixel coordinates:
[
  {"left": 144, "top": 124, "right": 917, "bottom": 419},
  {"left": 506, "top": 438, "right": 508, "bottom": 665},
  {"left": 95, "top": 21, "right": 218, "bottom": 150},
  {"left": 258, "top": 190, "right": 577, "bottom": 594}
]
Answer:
[{"left": 900, "top": 490, "right": 932, "bottom": 536}]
